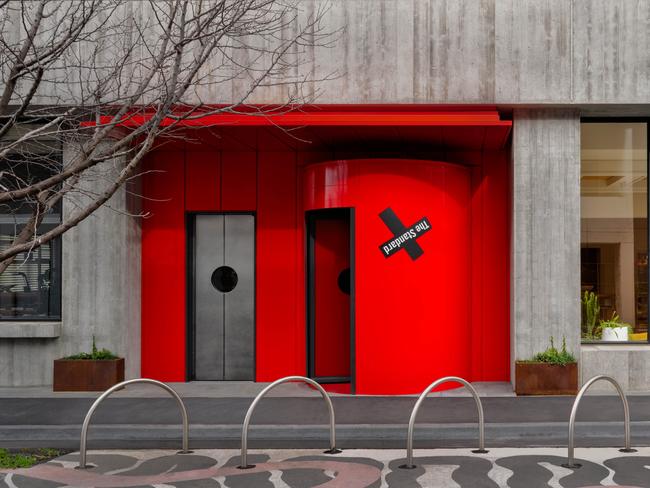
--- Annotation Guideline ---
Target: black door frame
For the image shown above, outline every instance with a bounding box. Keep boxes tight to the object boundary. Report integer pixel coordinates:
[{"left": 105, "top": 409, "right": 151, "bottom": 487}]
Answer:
[
  {"left": 306, "top": 208, "right": 356, "bottom": 392},
  {"left": 186, "top": 211, "right": 257, "bottom": 381}
]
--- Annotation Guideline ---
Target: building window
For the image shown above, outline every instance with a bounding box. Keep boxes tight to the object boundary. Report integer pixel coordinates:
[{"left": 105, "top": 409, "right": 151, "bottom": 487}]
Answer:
[
  {"left": 581, "top": 121, "right": 649, "bottom": 342},
  {"left": 0, "top": 152, "right": 62, "bottom": 320}
]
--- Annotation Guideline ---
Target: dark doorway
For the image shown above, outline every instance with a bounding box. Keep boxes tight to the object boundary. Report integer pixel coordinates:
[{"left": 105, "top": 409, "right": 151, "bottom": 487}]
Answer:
[
  {"left": 188, "top": 213, "right": 255, "bottom": 380},
  {"left": 307, "top": 209, "right": 354, "bottom": 389}
]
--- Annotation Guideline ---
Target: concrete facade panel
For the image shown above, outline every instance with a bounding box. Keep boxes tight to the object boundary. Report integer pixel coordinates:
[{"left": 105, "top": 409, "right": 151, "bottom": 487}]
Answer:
[
  {"left": 0, "top": 322, "right": 60, "bottom": 338},
  {"left": 199, "top": 0, "right": 650, "bottom": 105},
  {"left": 581, "top": 345, "right": 650, "bottom": 392},
  {"left": 495, "top": 0, "right": 572, "bottom": 102},
  {"left": 239, "top": 0, "right": 650, "bottom": 105},
  {"left": 581, "top": 346, "right": 631, "bottom": 391},
  {"left": 572, "top": 0, "right": 650, "bottom": 103},
  {"left": 411, "top": 0, "right": 496, "bottom": 103}
]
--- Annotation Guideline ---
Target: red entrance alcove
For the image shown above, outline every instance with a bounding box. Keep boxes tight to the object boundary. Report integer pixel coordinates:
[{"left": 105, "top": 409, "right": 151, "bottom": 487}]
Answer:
[
  {"left": 304, "top": 159, "right": 472, "bottom": 394},
  {"left": 138, "top": 106, "right": 511, "bottom": 394}
]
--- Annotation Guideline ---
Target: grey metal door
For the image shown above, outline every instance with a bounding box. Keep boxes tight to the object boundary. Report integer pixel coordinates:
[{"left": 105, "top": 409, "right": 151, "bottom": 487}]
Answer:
[{"left": 192, "top": 214, "right": 255, "bottom": 380}]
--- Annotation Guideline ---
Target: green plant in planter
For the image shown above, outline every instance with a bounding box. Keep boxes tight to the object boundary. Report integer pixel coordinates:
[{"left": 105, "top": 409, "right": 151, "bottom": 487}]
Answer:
[
  {"left": 582, "top": 291, "right": 600, "bottom": 339},
  {"left": 65, "top": 336, "right": 119, "bottom": 360},
  {"left": 598, "top": 311, "right": 633, "bottom": 335},
  {"left": 528, "top": 337, "right": 576, "bottom": 366}
]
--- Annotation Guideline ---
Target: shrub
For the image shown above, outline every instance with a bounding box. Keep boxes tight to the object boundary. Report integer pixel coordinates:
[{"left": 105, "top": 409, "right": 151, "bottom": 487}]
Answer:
[
  {"left": 530, "top": 337, "right": 576, "bottom": 366},
  {"left": 64, "top": 336, "right": 118, "bottom": 360}
]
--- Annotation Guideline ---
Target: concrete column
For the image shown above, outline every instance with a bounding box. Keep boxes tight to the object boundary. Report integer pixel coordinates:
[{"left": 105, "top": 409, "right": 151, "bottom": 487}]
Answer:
[
  {"left": 511, "top": 109, "right": 581, "bottom": 383},
  {"left": 61, "top": 142, "right": 142, "bottom": 380}
]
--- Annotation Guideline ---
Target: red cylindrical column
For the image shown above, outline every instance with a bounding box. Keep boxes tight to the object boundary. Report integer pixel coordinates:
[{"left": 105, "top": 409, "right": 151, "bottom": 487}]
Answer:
[{"left": 304, "top": 159, "right": 472, "bottom": 394}]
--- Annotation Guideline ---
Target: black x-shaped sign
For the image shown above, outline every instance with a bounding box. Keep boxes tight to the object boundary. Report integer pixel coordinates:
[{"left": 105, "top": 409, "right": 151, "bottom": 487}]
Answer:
[{"left": 379, "top": 207, "right": 432, "bottom": 260}]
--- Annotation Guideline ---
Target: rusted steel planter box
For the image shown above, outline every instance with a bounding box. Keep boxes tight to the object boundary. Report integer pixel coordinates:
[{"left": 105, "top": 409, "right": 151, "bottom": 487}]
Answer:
[
  {"left": 515, "top": 362, "right": 578, "bottom": 396},
  {"left": 53, "top": 358, "right": 124, "bottom": 391}
]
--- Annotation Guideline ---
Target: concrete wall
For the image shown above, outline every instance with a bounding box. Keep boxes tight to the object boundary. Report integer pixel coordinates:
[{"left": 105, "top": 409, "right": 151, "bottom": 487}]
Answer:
[
  {"left": 582, "top": 345, "right": 650, "bottom": 392},
  {"left": 511, "top": 109, "right": 582, "bottom": 378},
  {"left": 5, "top": 0, "right": 648, "bottom": 107},
  {"left": 0, "top": 144, "right": 141, "bottom": 386},
  {"left": 284, "top": 0, "right": 650, "bottom": 105}
]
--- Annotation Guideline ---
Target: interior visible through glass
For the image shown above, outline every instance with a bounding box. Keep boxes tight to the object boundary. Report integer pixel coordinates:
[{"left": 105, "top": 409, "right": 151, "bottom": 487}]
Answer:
[
  {"left": 0, "top": 150, "right": 62, "bottom": 320},
  {"left": 581, "top": 122, "right": 648, "bottom": 342}
]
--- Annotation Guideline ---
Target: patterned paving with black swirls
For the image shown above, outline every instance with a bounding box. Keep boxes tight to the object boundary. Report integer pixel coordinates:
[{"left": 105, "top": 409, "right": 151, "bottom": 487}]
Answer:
[{"left": 1, "top": 448, "right": 649, "bottom": 487}]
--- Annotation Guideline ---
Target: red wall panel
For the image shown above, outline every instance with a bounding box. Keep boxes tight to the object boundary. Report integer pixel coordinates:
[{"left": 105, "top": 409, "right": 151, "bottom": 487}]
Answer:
[
  {"left": 256, "top": 151, "right": 305, "bottom": 380},
  {"left": 141, "top": 150, "right": 187, "bottom": 381},
  {"left": 222, "top": 151, "right": 257, "bottom": 210},
  {"left": 185, "top": 151, "right": 220, "bottom": 211},
  {"left": 478, "top": 151, "right": 511, "bottom": 380}
]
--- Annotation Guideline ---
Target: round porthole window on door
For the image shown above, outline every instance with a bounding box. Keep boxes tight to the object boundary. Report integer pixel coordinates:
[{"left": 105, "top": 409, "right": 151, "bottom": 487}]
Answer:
[{"left": 211, "top": 266, "right": 238, "bottom": 293}]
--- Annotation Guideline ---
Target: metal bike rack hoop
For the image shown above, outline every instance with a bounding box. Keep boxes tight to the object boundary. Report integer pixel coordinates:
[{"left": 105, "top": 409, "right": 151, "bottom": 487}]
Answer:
[
  {"left": 562, "top": 374, "right": 637, "bottom": 469},
  {"left": 77, "top": 378, "right": 191, "bottom": 469},
  {"left": 238, "top": 375, "right": 341, "bottom": 469},
  {"left": 400, "top": 376, "right": 488, "bottom": 470}
]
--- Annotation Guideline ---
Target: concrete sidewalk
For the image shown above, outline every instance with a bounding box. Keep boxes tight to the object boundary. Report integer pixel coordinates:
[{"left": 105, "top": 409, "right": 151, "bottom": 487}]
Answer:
[
  {"left": 2, "top": 388, "right": 650, "bottom": 449},
  {"left": 0, "top": 381, "right": 516, "bottom": 398}
]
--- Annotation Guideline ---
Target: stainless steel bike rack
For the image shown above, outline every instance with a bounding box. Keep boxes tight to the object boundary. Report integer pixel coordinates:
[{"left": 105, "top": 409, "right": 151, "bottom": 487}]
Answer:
[
  {"left": 77, "top": 378, "right": 191, "bottom": 469},
  {"left": 562, "top": 374, "right": 637, "bottom": 469},
  {"left": 399, "top": 376, "right": 488, "bottom": 470},
  {"left": 238, "top": 376, "right": 341, "bottom": 469}
]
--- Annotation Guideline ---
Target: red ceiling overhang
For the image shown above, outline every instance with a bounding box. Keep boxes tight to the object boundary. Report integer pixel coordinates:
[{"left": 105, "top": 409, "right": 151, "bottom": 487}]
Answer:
[
  {"left": 92, "top": 105, "right": 510, "bottom": 126},
  {"left": 102, "top": 111, "right": 510, "bottom": 127},
  {"left": 89, "top": 105, "right": 512, "bottom": 150}
]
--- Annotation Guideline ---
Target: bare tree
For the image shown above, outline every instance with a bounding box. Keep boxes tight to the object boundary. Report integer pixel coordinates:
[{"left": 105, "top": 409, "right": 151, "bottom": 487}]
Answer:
[{"left": 0, "top": 0, "right": 335, "bottom": 275}]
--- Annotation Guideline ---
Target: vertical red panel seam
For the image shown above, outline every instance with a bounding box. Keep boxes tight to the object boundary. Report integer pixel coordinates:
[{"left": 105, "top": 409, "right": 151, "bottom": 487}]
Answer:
[
  {"left": 469, "top": 166, "right": 478, "bottom": 380},
  {"left": 255, "top": 143, "right": 260, "bottom": 380},
  {"left": 292, "top": 149, "right": 297, "bottom": 374},
  {"left": 219, "top": 150, "right": 223, "bottom": 210},
  {"left": 477, "top": 165, "right": 483, "bottom": 381},
  {"left": 469, "top": 167, "right": 474, "bottom": 379},
  {"left": 290, "top": 149, "right": 296, "bottom": 374},
  {"left": 294, "top": 150, "right": 302, "bottom": 374},
  {"left": 473, "top": 157, "right": 480, "bottom": 380},
  {"left": 504, "top": 151, "right": 514, "bottom": 381},
  {"left": 182, "top": 148, "right": 187, "bottom": 381},
  {"left": 183, "top": 149, "right": 187, "bottom": 210},
  {"left": 140, "top": 164, "right": 146, "bottom": 373},
  {"left": 254, "top": 139, "right": 260, "bottom": 381}
]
